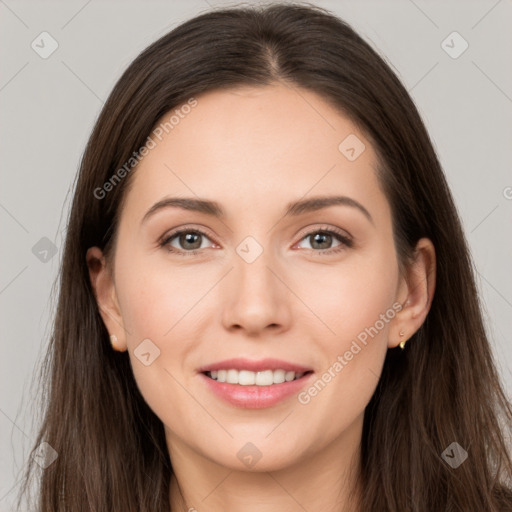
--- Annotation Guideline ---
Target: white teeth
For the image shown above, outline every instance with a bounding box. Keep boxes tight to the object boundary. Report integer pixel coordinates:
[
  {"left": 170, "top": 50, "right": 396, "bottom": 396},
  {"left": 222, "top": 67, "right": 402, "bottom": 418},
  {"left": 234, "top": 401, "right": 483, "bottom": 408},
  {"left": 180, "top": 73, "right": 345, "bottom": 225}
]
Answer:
[
  {"left": 238, "top": 370, "right": 255, "bottom": 385},
  {"left": 255, "top": 370, "right": 273, "bottom": 385},
  {"left": 285, "top": 371, "right": 295, "bottom": 382},
  {"left": 226, "top": 369, "right": 238, "bottom": 384},
  {"left": 273, "top": 369, "right": 285, "bottom": 384},
  {"left": 207, "top": 369, "right": 307, "bottom": 385}
]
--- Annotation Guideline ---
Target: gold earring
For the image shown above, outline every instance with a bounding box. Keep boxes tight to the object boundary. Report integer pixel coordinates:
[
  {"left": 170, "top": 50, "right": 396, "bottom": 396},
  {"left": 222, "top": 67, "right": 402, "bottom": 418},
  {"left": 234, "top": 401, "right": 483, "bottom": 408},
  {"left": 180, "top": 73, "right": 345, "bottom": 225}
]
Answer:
[
  {"left": 110, "top": 334, "right": 121, "bottom": 351},
  {"left": 399, "top": 330, "right": 407, "bottom": 350}
]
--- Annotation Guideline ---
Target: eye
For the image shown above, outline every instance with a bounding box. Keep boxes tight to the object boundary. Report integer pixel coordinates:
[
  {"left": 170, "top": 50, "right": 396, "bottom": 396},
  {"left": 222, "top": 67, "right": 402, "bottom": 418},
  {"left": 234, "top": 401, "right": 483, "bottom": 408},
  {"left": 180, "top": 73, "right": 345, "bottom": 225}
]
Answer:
[
  {"left": 295, "top": 227, "right": 353, "bottom": 254},
  {"left": 160, "top": 228, "right": 215, "bottom": 255},
  {"left": 160, "top": 225, "right": 353, "bottom": 256}
]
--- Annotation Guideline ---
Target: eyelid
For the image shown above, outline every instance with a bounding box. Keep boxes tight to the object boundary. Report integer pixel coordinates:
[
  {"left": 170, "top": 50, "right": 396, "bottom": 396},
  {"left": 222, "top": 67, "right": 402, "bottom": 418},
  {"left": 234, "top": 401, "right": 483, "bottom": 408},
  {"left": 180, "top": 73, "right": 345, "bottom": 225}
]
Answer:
[
  {"left": 293, "top": 224, "right": 352, "bottom": 245},
  {"left": 159, "top": 224, "right": 218, "bottom": 246}
]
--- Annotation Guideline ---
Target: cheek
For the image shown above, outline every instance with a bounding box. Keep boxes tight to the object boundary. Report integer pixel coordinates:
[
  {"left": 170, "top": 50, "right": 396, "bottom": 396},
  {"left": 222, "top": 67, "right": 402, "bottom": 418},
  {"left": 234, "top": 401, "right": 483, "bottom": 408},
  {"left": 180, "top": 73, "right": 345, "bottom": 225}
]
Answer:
[
  {"left": 293, "top": 248, "right": 397, "bottom": 423},
  {"left": 113, "top": 263, "right": 200, "bottom": 424},
  {"left": 297, "top": 247, "right": 398, "bottom": 346},
  {"left": 116, "top": 277, "right": 170, "bottom": 341},
  {"left": 115, "top": 253, "right": 209, "bottom": 342}
]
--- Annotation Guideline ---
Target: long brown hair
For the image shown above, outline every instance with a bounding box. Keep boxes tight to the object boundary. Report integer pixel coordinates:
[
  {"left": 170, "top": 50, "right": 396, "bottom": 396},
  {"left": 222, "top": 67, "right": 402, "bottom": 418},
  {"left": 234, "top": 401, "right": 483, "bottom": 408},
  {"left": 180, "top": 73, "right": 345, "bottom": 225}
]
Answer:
[{"left": 16, "top": 2, "right": 512, "bottom": 510}]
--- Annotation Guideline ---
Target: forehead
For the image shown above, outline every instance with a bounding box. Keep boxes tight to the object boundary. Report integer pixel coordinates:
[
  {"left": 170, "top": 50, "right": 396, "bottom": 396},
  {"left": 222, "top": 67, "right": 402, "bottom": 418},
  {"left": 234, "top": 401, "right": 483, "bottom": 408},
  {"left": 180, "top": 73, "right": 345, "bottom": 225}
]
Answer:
[{"left": 122, "top": 83, "right": 387, "bottom": 223}]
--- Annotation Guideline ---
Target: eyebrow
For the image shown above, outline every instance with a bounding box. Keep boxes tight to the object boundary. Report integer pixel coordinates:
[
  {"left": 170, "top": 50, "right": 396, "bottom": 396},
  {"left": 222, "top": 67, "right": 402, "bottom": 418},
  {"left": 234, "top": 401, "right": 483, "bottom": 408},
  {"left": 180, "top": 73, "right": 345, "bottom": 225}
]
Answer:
[{"left": 141, "top": 195, "right": 374, "bottom": 225}]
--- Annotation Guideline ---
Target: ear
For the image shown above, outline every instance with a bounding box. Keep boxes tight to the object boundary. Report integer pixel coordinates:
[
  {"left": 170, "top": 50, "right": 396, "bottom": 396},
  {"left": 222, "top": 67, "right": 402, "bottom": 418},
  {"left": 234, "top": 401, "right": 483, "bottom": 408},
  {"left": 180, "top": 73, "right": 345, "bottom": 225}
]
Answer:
[
  {"left": 388, "top": 237, "right": 436, "bottom": 348},
  {"left": 86, "top": 246, "right": 127, "bottom": 352}
]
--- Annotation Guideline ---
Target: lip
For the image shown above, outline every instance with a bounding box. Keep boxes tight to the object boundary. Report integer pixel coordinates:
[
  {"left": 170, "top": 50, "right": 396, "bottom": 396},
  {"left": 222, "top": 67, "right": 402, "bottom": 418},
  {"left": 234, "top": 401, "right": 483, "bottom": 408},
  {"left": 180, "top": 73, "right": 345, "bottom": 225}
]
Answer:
[
  {"left": 197, "top": 358, "right": 313, "bottom": 373},
  {"left": 200, "top": 371, "right": 315, "bottom": 409}
]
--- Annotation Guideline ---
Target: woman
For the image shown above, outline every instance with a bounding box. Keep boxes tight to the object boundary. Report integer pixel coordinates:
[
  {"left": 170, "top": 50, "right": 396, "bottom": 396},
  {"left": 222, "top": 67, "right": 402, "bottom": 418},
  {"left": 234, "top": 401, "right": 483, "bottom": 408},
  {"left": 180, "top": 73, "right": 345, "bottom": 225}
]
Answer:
[{"left": 17, "top": 2, "right": 512, "bottom": 511}]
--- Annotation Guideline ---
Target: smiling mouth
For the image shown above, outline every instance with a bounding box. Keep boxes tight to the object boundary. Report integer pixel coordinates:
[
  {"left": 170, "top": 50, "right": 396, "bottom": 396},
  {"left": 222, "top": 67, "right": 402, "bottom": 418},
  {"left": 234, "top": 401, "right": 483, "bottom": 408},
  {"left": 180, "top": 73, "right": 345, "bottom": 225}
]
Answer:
[{"left": 203, "top": 369, "right": 314, "bottom": 386}]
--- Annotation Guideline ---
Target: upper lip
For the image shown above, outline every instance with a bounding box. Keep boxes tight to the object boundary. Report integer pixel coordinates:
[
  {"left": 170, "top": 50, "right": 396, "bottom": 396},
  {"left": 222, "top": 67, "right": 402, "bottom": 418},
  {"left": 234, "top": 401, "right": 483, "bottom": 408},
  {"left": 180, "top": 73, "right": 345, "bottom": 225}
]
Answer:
[{"left": 198, "top": 358, "right": 313, "bottom": 373}]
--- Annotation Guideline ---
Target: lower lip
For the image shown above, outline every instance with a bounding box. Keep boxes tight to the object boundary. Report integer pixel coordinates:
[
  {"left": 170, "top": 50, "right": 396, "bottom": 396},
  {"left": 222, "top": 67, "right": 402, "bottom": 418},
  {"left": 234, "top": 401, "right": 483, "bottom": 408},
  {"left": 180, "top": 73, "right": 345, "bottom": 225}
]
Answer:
[{"left": 199, "top": 372, "right": 314, "bottom": 409}]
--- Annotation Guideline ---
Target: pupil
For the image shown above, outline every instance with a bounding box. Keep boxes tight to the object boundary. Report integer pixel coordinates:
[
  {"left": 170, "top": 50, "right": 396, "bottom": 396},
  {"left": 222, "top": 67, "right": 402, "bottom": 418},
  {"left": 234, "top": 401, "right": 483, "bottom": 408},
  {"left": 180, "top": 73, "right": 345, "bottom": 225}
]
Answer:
[
  {"left": 312, "top": 232, "right": 331, "bottom": 249},
  {"left": 181, "top": 232, "right": 201, "bottom": 250}
]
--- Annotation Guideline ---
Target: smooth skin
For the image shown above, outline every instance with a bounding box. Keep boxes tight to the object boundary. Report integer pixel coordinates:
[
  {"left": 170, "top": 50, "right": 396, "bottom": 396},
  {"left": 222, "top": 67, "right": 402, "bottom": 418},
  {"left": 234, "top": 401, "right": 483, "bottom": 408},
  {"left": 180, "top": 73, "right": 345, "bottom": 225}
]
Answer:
[{"left": 87, "top": 83, "right": 436, "bottom": 512}]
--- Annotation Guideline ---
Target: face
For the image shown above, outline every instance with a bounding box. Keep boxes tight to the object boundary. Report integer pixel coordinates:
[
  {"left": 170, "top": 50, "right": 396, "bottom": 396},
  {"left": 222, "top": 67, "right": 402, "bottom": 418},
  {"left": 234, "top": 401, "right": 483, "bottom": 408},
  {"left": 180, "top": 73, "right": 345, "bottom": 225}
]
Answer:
[{"left": 91, "top": 83, "right": 411, "bottom": 472}]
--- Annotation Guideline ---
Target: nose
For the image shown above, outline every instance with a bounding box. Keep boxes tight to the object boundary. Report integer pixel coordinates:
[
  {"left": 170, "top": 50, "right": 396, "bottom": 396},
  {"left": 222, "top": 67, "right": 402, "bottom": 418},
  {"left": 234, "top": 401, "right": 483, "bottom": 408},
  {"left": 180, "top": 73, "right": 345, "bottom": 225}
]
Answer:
[{"left": 221, "top": 246, "right": 292, "bottom": 336}]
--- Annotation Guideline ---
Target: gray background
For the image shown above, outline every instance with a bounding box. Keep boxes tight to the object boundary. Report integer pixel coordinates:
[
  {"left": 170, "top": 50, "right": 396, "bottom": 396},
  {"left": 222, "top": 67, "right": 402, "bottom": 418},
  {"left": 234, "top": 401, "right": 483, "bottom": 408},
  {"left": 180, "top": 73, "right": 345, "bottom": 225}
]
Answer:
[{"left": 1, "top": 0, "right": 511, "bottom": 509}]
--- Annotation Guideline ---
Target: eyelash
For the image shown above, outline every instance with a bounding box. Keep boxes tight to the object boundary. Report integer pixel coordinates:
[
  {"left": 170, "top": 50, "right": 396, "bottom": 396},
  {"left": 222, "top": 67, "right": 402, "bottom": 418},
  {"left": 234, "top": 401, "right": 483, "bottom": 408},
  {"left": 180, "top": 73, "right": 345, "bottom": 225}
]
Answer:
[{"left": 159, "top": 225, "right": 353, "bottom": 257}]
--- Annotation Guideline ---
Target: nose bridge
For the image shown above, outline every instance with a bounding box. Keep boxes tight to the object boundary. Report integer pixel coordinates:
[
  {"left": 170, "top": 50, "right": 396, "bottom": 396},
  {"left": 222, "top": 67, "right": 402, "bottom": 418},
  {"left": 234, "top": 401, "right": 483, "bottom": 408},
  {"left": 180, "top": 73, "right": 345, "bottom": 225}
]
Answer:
[
  {"left": 221, "top": 233, "right": 290, "bottom": 332},
  {"left": 233, "top": 233, "right": 278, "bottom": 297}
]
